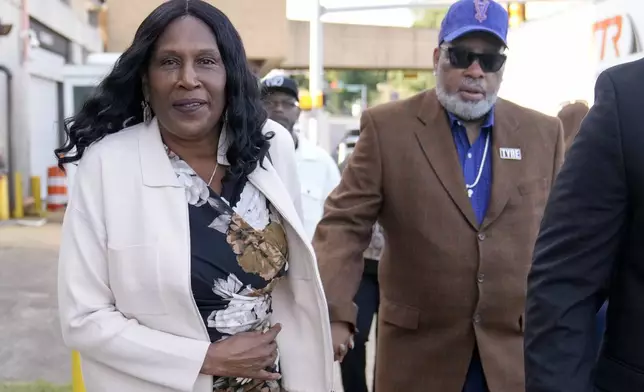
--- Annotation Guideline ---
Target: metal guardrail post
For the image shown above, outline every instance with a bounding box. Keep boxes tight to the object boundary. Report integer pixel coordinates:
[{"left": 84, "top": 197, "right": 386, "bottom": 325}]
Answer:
[
  {"left": 0, "top": 174, "right": 9, "bottom": 220},
  {"left": 12, "top": 172, "right": 23, "bottom": 219},
  {"left": 30, "top": 175, "right": 42, "bottom": 216}
]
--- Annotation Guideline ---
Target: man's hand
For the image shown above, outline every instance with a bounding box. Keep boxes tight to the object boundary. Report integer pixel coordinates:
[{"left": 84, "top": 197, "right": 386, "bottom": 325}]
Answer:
[{"left": 331, "top": 322, "right": 355, "bottom": 362}]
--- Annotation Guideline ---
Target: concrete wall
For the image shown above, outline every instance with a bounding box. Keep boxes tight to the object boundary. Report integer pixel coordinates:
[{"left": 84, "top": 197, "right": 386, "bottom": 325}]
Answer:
[
  {"left": 105, "top": 0, "right": 289, "bottom": 62},
  {"left": 104, "top": 0, "right": 437, "bottom": 73},
  {"left": 283, "top": 21, "right": 438, "bottom": 70},
  {"left": 0, "top": 0, "right": 28, "bottom": 179},
  {"left": 0, "top": 0, "right": 102, "bottom": 202},
  {"left": 0, "top": 0, "right": 19, "bottom": 175},
  {"left": 29, "top": 0, "right": 103, "bottom": 55}
]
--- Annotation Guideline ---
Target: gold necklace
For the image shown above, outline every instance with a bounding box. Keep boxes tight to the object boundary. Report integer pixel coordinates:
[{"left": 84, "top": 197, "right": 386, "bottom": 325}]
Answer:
[{"left": 207, "top": 161, "right": 219, "bottom": 186}]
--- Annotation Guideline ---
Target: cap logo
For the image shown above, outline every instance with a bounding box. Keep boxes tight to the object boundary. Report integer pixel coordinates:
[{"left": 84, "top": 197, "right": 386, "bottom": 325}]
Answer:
[
  {"left": 265, "top": 76, "right": 284, "bottom": 87},
  {"left": 473, "top": 0, "right": 490, "bottom": 23}
]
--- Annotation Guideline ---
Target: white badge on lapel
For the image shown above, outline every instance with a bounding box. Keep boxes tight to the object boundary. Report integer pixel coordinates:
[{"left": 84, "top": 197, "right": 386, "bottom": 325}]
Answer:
[{"left": 499, "top": 148, "right": 522, "bottom": 160}]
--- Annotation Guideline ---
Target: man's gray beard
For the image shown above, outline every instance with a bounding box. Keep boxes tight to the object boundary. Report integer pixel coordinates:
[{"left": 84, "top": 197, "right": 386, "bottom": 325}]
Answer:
[{"left": 435, "top": 76, "right": 498, "bottom": 122}]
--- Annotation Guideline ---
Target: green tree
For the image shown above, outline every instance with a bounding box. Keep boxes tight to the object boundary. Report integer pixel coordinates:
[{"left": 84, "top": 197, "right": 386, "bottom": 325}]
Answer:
[
  {"left": 324, "top": 70, "right": 388, "bottom": 114},
  {"left": 412, "top": 7, "right": 449, "bottom": 29},
  {"left": 387, "top": 71, "right": 436, "bottom": 95},
  {"left": 290, "top": 67, "right": 435, "bottom": 112},
  {"left": 290, "top": 74, "right": 308, "bottom": 89}
]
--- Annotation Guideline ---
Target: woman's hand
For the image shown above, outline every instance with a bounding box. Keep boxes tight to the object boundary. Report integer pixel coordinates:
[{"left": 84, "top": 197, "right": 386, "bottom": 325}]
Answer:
[
  {"left": 331, "top": 322, "right": 355, "bottom": 362},
  {"left": 201, "top": 323, "right": 282, "bottom": 381}
]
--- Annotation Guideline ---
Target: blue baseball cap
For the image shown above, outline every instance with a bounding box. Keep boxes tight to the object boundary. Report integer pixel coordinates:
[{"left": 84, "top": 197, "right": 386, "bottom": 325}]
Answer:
[{"left": 439, "top": 0, "right": 509, "bottom": 46}]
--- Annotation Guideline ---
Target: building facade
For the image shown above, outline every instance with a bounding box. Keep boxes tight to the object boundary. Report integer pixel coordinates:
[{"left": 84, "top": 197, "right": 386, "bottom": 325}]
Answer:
[
  {"left": 104, "top": 0, "right": 438, "bottom": 75},
  {"left": 0, "top": 0, "right": 103, "bottom": 203},
  {"left": 105, "top": 0, "right": 289, "bottom": 75}
]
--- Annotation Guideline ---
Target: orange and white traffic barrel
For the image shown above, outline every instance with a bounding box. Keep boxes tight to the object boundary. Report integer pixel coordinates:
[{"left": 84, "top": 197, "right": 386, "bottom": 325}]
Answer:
[{"left": 47, "top": 166, "right": 67, "bottom": 212}]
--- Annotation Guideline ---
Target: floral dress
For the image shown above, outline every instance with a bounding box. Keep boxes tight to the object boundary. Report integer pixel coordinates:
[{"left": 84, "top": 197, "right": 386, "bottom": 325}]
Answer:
[{"left": 166, "top": 147, "right": 288, "bottom": 392}]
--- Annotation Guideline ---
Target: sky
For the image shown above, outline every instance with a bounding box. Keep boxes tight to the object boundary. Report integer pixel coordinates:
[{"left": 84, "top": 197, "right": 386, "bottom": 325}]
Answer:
[{"left": 286, "top": 0, "right": 417, "bottom": 27}]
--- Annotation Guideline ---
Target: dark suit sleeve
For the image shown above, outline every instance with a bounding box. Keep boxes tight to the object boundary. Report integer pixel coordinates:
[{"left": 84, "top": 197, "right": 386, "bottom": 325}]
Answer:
[
  {"left": 313, "top": 110, "right": 383, "bottom": 328},
  {"left": 524, "top": 71, "right": 628, "bottom": 392},
  {"left": 552, "top": 118, "right": 565, "bottom": 182}
]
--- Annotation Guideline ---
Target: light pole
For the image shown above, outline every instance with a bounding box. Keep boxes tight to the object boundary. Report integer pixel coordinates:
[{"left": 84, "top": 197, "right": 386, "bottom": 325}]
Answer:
[
  {"left": 307, "top": 0, "right": 456, "bottom": 98},
  {"left": 307, "top": 0, "right": 324, "bottom": 145},
  {"left": 307, "top": 0, "right": 453, "bottom": 145}
]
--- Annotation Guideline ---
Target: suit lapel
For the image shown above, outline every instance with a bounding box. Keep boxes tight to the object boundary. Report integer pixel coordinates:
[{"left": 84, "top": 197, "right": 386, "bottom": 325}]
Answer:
[
  {"left": 481, "top": 100, "right": 520, "bottom": 230},
  {"left": 139, "top": 117, "right": 233, "bottom": 188},
  {"left": 138, "top": 118, "right": 182, "bottom": 188},
  {"left": 414, "top": 90, "right": 478, "bottom": 229},
  {"left": 137, "top": 118, "right": 308, "bottom": 244}
]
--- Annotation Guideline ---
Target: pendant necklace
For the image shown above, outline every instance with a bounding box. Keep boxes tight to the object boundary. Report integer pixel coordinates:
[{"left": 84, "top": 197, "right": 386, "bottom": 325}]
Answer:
[{"left": 465, "top": 132, "right": 490, "bottom": 198}]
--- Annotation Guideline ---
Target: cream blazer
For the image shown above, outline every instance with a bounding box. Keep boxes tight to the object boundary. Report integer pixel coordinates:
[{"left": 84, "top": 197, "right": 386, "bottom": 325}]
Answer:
[{"left": 57, "top": 119, "right": 334, "bottom": 392}]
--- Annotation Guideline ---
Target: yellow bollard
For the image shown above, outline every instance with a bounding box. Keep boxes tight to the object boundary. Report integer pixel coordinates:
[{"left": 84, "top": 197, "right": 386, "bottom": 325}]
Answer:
[
  {"left": 0, "top": 175, "right": 9, "bottom": 220},
  {"left": 71, "top": 350, "right": 86, "bottom": 392},
  {"left": 12, "top": 172, "right": 23, "bottom": 219},
  {"left": 30, "top": 176, "right": 42, "bottom": 216}
]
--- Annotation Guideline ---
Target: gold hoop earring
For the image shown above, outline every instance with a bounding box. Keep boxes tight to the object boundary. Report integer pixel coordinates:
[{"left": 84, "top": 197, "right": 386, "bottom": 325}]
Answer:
[{"left": 141, "top": 100, "right": 152, "bottom": 124}]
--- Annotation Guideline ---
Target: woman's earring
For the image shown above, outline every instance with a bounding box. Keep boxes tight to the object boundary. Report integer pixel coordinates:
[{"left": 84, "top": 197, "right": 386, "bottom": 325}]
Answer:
[{"left": 141, "top": 100, "right": 152, "bottom": 124}]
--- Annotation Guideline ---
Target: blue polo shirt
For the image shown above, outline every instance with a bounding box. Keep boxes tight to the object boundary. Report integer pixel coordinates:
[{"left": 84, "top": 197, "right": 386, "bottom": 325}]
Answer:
[
  {"left": 448, "top": 110, "right": 494, "bottom": 225},
  {"left": 448, "top": 110, "right": 494, "bottom": 392}
]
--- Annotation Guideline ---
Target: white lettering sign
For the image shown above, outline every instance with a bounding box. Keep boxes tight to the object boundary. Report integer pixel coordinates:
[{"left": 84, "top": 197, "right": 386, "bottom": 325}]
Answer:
[{"left": 499, "top": 148, "right": 522, "bottom": 160}]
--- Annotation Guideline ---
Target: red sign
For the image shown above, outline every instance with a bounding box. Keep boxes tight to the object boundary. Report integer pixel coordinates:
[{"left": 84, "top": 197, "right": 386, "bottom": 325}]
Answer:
[{"left": 593, "top": 15, "right": 623, "bottom": 61}]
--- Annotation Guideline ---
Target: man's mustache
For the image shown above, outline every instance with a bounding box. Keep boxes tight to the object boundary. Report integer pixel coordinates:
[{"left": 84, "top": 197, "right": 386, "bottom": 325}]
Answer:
[{"left": 461, "top": 78, "right": 485, "bottom": 91}]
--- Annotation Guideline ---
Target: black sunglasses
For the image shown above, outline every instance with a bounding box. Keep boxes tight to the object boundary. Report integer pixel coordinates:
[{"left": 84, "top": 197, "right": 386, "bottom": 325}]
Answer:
[{"left": 444, "top": 46, "right": 507, "bottom": 73}]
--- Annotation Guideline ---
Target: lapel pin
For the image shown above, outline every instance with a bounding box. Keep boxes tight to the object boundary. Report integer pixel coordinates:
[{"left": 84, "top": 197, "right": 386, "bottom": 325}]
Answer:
[{"left": 499, "top": 148, "right": 522, "bottom": 160}]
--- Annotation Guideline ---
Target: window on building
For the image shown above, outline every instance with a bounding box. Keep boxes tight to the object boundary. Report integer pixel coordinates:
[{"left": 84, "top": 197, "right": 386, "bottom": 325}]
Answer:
[
  {"left": 29, "top": 17, "right": 72, "bottom": 63},
  {"left": 88, "top": 11, "right": 99, "bottom": 27},
  {"left": 73, "top": 86, "right": 96, "bottom": 115},
  {"left": 87, "top": 0, "right": 105, "bottom": 29}
]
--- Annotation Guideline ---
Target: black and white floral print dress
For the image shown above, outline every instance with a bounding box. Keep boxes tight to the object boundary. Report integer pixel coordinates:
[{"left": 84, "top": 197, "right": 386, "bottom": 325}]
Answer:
[{"left": 166, "top": 147, "right": 288, "bottom": 392}]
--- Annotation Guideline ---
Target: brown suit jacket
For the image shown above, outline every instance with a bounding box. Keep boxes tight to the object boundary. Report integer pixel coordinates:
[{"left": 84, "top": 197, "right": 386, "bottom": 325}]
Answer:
[
  {"left": 557, "top": 101, "right": 589, "bottom": 150},
  {"left": 313, "top": 90, "right": 565, "bottom": 392}
]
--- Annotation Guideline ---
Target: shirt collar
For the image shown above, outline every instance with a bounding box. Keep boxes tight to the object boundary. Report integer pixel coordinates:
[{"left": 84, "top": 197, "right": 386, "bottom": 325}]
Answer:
[
  {"left": 446, "top": 107, "right": 495, "bottom": 129},
  {"left": 216, "top": 126, "right": 232, "bottom": 166},
  {"left": 162, "top": 121, "right": 232, "bottom": 166}
]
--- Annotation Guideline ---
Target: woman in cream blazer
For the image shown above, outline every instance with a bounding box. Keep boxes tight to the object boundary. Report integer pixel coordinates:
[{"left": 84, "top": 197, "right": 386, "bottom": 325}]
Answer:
[
  {"left": 56, "top": 2, "right": 333, "bottom": 391},
  {"left": 58, "top": 117, "right": 334, "bottom": 392}
]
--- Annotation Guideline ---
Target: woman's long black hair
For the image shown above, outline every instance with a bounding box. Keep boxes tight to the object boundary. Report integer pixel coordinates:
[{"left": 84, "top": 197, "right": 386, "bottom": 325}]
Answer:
[{"left": 55, "top": 0, "right": 271, "bottom": 179}]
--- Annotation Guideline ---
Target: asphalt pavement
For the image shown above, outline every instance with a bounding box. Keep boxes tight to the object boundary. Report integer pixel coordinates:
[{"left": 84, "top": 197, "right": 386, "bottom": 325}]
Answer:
[{"left": 0, "top": 223, "right": 70, "bottom": 384}]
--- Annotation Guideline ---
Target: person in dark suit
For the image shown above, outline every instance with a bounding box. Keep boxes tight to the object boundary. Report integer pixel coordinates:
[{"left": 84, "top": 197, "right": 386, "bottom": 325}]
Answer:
[
  {"left": 524, "top": 58, "right": 644, "bottom": 392},
  {"left": 556, "top": 100, "right": 608, "bottom": 350}
]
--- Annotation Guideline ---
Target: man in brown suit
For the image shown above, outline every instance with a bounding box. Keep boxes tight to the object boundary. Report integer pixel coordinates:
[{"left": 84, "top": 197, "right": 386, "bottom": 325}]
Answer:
[{"left": 312, "top": 1, "right": 565, "bottom": 391}]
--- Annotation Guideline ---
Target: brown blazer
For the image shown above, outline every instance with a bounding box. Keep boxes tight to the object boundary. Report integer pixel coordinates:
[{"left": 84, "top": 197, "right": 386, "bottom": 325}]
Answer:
[
  {"left": 313, "top": 90, "right": 565, "bottom": 392},
  {"left": 557, "top": 101, "right": 589, "bottom": 150}
]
